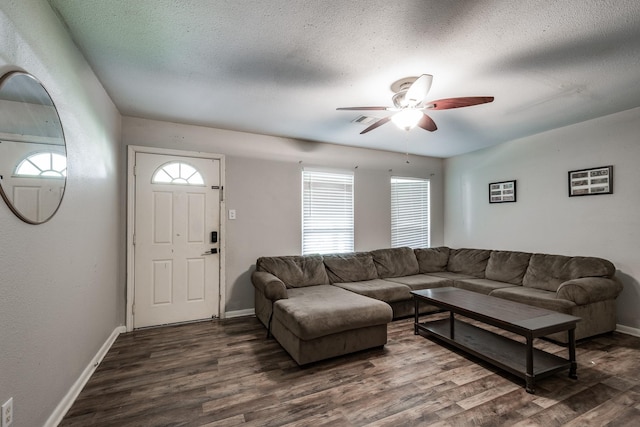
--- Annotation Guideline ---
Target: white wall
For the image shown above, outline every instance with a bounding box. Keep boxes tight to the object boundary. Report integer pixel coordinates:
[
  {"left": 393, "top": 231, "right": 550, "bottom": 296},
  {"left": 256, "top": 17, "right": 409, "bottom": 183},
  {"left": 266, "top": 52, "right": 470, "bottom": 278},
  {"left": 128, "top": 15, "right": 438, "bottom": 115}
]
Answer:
[
  {"left": 444, "top": 107, "right": 640, "bottom": 331},
  {"left": 0, "top": 2, "right": 123, "bottom": 426},
  {"left": 122, "top": 117, "right": 445, "bottom": 312}
]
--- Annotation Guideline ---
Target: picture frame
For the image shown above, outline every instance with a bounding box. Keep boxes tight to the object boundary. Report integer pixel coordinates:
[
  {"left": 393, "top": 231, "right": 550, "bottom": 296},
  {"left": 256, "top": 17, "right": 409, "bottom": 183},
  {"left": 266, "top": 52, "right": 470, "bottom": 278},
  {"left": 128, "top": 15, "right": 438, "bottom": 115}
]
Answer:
[
  {"left": 489, "top": 180, "right": 517, "bottom": 203},
  {"left": 568, "top": 165, "right": 613, "bottom": 197}
]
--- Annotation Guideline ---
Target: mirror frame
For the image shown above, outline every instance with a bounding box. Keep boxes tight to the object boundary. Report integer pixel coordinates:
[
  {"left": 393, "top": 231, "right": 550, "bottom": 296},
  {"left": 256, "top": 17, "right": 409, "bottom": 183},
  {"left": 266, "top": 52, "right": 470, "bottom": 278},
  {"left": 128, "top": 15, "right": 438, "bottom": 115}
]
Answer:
[{"left": 0, "top": 71, "right": 68, "bottom": 224}]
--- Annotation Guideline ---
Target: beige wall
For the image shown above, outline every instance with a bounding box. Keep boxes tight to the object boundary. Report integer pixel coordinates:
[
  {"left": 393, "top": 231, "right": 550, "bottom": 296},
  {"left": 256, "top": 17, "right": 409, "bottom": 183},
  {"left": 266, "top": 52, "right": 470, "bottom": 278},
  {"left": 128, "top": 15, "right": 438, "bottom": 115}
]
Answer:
[
  {"left": 444, "top": 106, "right": 640, "bottom": 331},
  {"left": 122, "top": 117, "right": 445, "bottom": 312},
  {"left": 0, "top": 1, "right": 123, "bottom": 426}
]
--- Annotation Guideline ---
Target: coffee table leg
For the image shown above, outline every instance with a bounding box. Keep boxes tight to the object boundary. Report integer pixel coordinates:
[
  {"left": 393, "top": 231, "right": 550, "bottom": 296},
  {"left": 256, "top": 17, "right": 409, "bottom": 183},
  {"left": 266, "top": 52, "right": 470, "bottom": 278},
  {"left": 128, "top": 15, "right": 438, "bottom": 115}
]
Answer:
[
  {"left": 525, "top": 335, "right": 535, "bottom": 394},
  {"left": 568, "top": 328, "right": 578, "bottom": 379},
  {"left": 449, "top": 311, "right": 455, "bottom": 339},
  {"left": 413, "top": 297, "right": 419, "bottom": 335}
]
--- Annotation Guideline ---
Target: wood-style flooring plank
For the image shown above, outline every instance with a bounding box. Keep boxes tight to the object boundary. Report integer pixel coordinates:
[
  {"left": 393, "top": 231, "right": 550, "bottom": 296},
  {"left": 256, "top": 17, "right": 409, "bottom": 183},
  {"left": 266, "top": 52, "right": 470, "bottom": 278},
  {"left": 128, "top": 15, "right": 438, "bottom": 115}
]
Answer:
[{"left": 61, "top": 315, "right": 640, "bottom": 426}]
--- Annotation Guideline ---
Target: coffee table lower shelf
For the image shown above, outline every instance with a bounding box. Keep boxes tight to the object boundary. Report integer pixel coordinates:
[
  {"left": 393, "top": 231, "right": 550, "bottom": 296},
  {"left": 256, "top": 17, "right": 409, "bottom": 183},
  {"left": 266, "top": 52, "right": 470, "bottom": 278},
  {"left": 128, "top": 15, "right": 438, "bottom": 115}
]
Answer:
[{"left": 417, "top": 318, "right": 572, "bottom": 387}]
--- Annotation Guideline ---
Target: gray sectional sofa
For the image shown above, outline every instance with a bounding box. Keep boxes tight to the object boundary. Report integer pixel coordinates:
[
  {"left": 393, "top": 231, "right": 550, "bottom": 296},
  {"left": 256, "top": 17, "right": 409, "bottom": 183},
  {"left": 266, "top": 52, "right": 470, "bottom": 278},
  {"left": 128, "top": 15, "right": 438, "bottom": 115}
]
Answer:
[{"left": 252, "top": 247, "right": 622, "bottom": 365}]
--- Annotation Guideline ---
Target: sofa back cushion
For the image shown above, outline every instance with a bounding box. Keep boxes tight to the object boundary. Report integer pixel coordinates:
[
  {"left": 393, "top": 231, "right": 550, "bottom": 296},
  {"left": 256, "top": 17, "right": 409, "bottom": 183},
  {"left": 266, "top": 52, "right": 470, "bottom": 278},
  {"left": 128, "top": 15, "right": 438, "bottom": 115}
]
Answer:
[
  {"left": 447, "top": 248, "right": 491, "bottom": 278},
  {"left": 257, "top": 255, "right": 329, "bottom": 288},
  {"left": 523, "top": 253, "right": 616, "bottom": 292},
  {"left": 485, "top": 250, "right": 532, "bottom": 285},
  {"left": 323, "top": 252, "right": 379, "bottom": 283},
  {"left": 414, "top": 247, "right": 450, "bottom": 273},
  {"left": 370, "top": 247, "right": 419, "bottom": 278}
]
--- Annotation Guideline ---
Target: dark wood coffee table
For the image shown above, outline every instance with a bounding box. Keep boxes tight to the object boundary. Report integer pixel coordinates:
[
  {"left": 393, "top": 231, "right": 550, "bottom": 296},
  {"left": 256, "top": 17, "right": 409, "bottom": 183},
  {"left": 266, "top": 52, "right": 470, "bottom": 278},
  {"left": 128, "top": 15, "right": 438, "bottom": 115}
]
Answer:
[{"left": 411, "top": 287, "right": 580, "bottom": 393}]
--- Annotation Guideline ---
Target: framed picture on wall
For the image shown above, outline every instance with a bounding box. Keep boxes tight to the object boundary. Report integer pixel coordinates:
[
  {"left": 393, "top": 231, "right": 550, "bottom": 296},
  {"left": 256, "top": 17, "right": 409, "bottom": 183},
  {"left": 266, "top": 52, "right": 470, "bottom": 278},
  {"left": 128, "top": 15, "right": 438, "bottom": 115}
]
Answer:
[
  {"left": 489, "top": 180, "right": 517, "bottom": 203},
  {"left": 568, "top": 165, "right": 613, "bottom": 197}
]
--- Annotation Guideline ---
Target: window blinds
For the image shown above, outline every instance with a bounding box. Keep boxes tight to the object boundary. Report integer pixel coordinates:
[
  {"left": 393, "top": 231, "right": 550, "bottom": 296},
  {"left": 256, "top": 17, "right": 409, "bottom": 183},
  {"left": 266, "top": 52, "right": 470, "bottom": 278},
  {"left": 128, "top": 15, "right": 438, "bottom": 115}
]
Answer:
[
  {"left": 302, "top": 170, "right": 354, "bottom": 255},
  {"left": 391, "top": 177, "right": 430, "bottom": 248}
]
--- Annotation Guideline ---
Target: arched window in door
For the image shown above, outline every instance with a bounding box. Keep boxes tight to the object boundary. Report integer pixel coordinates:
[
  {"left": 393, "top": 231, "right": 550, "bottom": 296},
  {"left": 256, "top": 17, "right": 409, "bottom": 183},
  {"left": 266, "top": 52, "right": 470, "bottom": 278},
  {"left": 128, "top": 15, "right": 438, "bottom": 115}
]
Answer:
[
  {"left": 151, "top": 161, "right": 204, "bottom": 185},
  {"left": 15, "top": 152, "right": 67, "bottom": 178}
]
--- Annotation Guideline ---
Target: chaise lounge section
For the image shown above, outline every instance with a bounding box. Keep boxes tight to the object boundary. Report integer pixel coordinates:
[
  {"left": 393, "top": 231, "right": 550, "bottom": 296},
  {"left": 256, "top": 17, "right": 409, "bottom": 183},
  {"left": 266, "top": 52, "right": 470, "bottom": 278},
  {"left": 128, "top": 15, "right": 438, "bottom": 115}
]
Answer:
[
  {"left": 252, "top": 247, "right": 622, "bottom": 364},
  {"left": 252, "top": 255, "right": 393, "bottom": 365}
]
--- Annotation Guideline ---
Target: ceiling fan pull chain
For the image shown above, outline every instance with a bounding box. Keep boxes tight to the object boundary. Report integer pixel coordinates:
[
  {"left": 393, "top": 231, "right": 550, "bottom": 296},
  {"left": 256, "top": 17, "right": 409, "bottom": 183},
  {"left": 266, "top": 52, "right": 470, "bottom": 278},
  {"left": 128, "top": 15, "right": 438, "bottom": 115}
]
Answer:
[{"left": 405, "top": 139, "right": 410, "bottom": 164}]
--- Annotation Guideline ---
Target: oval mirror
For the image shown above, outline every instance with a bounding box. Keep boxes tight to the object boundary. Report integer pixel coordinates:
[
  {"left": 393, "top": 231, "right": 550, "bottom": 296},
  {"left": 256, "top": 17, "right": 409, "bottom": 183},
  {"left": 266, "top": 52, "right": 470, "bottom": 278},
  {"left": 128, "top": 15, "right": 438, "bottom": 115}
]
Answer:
[{"left": 0, "top": 71, "right": 67, "bottom": 224}]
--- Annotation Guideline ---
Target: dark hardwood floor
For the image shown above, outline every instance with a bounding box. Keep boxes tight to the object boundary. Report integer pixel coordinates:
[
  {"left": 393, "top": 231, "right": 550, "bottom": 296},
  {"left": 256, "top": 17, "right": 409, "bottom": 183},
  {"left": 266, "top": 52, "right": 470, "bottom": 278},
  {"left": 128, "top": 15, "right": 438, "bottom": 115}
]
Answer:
[{"left": 61, "top": 314, "right": 640, "bottom": 426}]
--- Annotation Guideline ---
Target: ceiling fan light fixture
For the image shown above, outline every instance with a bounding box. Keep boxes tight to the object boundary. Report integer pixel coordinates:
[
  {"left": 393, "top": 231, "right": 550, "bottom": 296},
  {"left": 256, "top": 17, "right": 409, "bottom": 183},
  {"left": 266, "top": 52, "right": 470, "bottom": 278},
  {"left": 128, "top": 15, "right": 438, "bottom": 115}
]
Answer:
[
  {"left": 391, "top": 109, "right": 423, "bottom": 131},
  {"left": 337, "top": 74, "right": 493, "bottom": 135}
]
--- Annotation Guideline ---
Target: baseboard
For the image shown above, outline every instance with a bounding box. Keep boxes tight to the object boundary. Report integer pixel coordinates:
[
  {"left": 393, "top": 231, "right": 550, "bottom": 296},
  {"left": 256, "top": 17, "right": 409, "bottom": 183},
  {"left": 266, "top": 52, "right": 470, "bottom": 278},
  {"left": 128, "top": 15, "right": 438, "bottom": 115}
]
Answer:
[
  {"left": 616, "top": 324, "right": 640, "bottom": 337},
  {"left": 45, "top": 325, "right": 126, "bottom": 427},
  {"left": 225, "top": 308, "right": 255, "bottom": 319}
]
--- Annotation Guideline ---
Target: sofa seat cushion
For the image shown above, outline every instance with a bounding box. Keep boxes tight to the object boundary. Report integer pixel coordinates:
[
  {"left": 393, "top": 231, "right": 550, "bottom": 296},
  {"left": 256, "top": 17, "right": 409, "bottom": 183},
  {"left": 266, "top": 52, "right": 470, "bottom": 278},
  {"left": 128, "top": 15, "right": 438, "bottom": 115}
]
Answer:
[
  {"left": 454, "top": 278, "right": 518, "bottom": 295},
  {"left": 273, "top": 285, "right": 392, "bottom": 341},
  {"left": 425, "top": 271, "right": 476, "bottom": 281},
  {"left": 323, "top": 252, "right": 378, "bottom": 283},
  {"left": 386, "top": 274, "right": 453, "bottom": 290},
  {"left": 371, "top": 247, "right": 419, "bottom": 278},
  {"left": 257, "top": 255, "right": 329, "bottom": 288},
  {"left": 333, "top": 279, "right": 411, "bottom": 303},
  {"left": 489, "top": 286, "right": 577, "bottom": 313}
]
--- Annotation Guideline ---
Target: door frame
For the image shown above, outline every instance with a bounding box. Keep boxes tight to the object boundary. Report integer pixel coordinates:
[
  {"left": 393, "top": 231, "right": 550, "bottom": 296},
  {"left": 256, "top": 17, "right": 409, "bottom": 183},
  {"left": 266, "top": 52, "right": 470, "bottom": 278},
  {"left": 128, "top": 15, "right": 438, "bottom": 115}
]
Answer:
[{"left": 126, "top": 145, "right": 226, "bottom": 332}]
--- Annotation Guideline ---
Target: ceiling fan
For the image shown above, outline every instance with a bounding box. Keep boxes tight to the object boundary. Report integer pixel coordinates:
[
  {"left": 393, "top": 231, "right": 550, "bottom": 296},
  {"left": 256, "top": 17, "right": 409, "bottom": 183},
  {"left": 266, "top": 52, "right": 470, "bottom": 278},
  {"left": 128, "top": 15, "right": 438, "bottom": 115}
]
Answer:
[{"left": 337, "top": 74, "right": 494, "bottom": 134}]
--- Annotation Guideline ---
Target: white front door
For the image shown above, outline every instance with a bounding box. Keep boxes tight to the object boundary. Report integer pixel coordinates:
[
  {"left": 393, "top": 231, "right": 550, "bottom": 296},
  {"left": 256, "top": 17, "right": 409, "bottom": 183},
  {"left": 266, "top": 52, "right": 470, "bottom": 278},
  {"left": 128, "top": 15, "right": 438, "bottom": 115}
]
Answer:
[{"left": 133, "top": 152, "right": 221, "bottom": 328}]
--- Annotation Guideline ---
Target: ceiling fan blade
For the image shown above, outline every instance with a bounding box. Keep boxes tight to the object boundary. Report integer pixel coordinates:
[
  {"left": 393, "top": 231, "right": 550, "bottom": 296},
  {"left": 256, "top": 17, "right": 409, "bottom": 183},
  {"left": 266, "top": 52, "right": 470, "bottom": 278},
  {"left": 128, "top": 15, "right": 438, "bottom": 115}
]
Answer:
[
  {"left": 426, "top": 96, "right": 494, "bottom": 110},
  {"left": 337, "top": 106, "right": 391, "bottom": 111},
  {"left": 360, "top": 116, "right": 391, "bottom": 134},
  {"left": 405, "top": 74, "right": 433, "bottom": 107},
  {"left": 417, "top": 113, "right": 437, "bottom": 132}
]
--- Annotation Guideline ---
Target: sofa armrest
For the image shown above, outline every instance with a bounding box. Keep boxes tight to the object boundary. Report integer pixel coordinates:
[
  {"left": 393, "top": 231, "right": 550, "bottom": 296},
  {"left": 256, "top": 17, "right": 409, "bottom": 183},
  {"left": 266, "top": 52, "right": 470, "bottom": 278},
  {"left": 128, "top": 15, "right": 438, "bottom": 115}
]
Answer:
[
  {"left": 252, "top": 271, "right": 288, "bottom": 301},
  {"left": 556, "top": 277, "right": 623, "bottom": 305}
]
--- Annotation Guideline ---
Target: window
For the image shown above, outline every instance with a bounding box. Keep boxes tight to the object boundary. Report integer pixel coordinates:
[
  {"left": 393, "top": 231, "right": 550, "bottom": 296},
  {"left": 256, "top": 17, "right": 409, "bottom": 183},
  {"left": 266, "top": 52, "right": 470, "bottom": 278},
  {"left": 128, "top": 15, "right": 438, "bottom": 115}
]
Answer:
[
  {"left": 302, "top": 170, "right": 354, "bottom": 255},
  {"left": 15, "top": 152, "right": 67, "bottom": 178},
  {"left": 391, "top": 177, "right": 430, "bottom": 248},
  {"left": 152, "top": 162, "right": 204, "bottom": 185}
]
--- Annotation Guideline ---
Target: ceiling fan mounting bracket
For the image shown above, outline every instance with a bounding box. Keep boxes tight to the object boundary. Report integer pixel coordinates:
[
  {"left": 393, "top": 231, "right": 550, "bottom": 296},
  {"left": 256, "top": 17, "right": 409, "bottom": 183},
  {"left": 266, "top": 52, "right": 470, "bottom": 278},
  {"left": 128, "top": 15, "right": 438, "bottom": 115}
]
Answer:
[
  {"left": 391, "top": 76, "right": 421, "bottom": 108},
  {"left": 390, "top": 76, "right": 419, "bottom": 94}
]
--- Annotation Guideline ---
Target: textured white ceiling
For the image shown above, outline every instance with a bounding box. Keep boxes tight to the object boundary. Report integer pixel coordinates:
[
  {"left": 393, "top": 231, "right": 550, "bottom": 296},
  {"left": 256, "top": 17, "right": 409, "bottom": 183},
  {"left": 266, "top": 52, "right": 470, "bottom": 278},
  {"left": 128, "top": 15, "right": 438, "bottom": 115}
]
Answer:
[{"left": 49, "top": 0, "right": 640, "bottom": 157}]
